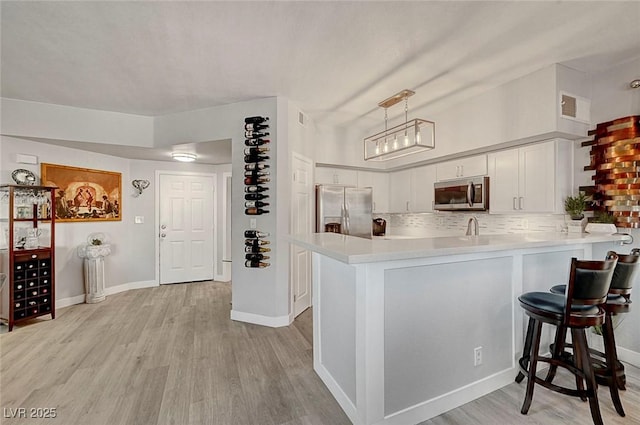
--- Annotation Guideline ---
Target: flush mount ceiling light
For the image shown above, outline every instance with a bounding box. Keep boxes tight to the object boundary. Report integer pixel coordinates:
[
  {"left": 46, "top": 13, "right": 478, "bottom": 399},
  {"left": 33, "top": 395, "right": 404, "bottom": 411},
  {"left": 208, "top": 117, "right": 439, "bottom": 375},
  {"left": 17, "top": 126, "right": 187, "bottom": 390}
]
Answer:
[
  {"left": 171, "top": 152, "right": 197, "bottom": 162},
  {"left": 364, "top": 89, "right": 435, "bottom": 161}
]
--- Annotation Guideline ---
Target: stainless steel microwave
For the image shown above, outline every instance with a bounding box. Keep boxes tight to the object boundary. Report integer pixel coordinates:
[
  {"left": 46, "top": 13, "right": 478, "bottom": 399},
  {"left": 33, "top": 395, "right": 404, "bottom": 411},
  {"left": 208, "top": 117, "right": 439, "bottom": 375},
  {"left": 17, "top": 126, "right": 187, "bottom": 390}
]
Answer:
[{"left": 434, "top": 176, "right": 489, "bottom": 211}]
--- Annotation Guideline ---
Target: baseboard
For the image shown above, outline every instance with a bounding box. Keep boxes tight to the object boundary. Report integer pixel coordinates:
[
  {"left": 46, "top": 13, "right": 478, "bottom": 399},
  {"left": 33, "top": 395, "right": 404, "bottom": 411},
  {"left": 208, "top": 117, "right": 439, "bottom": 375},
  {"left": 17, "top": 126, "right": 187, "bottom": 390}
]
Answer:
[
  {"left": 382, "top": 369, "right": 515, "bottom": 425},
  {"left": 230, "top": 309, "right": 293, "bottom": 328},
  {"left": 104, "top": 280, "right": 158, "bottom": 296},
  {"left": 56, "top": 294, "right": 86, "bottom": 308},
  {"left": 618, "top": 346, "right": 640, "bottom": 368},
  {"left": 56, "top": 280, "right": 158, "bottom": 308}
]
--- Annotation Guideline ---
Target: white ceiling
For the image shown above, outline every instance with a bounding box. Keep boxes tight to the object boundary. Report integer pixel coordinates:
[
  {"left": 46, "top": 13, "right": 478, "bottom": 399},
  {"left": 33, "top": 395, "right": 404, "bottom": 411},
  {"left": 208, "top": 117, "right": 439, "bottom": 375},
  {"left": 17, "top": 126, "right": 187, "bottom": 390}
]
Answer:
[{"left": 2, "top": 1, "right": 640, "bottom": 163}]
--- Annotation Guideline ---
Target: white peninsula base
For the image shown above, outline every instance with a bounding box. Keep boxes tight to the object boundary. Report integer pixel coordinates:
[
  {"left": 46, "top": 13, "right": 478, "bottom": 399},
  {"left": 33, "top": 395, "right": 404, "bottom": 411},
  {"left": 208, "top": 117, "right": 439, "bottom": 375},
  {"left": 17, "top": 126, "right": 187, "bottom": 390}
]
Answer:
[{"left": 291, "top": 232, "right": 631, "bottom": 425}]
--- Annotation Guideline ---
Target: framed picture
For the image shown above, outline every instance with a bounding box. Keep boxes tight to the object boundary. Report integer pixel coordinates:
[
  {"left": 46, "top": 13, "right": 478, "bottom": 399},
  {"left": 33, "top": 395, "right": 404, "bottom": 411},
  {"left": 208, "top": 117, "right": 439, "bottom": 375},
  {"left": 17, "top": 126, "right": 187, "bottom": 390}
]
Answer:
[{"left": 41, "top": 163, "right": 122, "bottom": 222}]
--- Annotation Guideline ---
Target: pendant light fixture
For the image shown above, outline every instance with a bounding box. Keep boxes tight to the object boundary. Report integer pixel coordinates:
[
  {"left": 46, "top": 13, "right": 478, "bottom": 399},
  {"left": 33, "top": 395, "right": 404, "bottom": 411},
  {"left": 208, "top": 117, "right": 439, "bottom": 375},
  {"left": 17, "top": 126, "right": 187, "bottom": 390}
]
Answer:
[{"left": 364, "top": 89, "right": 435, "bottom": 161}]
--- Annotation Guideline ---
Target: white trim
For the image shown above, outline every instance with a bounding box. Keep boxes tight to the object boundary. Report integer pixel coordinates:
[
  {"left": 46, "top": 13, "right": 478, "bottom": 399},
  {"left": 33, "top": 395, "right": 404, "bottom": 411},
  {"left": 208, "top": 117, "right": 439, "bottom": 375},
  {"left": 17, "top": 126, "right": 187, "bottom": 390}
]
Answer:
[
  {"left": 56, "top": 294, "right": 86, "bottom": 308},
  {"left": 56, "top": 280, "right": 158, "bottom": 308},
  {"left": 315, "top": 362, "right": 359, "bottom": 424},
  {"left": 618, "top": 346, "right": 640, "bottom": 368},
  {"left": 104, "top": 280, "right": 158, "bottom": 296},
  {"left": 382, "top": 369, "right": 515, "bottom": 425},
  {"left": 230, "top": 309, "right": 293, "bottom": 328}
]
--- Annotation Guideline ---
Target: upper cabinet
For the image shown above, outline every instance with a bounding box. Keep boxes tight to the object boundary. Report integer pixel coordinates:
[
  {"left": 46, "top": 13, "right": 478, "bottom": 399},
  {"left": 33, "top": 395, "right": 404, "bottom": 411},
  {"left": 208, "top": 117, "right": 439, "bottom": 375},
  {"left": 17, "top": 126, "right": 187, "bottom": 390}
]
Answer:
[
  {"left": 436, "top": 155, "right": 487, "bottom": 181},
  {"left": 388, "top": 165, "right": 436, "bottom": 213},
  {"left": 357, "top": 171, "right": 389, "bottom": 213},
  {"left": 315, "top": 167, "right": 358, "bottom": 186},
  {"left": 488, "top": 140, "right": 571, "bottom": 214}
]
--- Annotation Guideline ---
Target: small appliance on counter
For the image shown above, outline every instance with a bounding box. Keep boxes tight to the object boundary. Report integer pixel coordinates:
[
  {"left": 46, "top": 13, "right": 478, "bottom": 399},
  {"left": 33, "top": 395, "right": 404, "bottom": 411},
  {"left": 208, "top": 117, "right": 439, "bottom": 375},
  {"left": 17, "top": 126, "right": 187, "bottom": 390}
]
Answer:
[{"left": 372, "top": 218, "right": 386, "bottom": 236}]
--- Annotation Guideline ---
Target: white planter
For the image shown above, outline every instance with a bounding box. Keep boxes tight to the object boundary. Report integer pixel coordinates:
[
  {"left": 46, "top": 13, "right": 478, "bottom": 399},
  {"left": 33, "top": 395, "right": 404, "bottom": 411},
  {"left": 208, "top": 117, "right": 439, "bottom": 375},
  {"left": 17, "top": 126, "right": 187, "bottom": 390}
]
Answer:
[
  {"left": 585, "top": 223, "right": 618, "bottom": 234},
  {"left": 77, "top": 243, "right": 111, "bottom": 303}
]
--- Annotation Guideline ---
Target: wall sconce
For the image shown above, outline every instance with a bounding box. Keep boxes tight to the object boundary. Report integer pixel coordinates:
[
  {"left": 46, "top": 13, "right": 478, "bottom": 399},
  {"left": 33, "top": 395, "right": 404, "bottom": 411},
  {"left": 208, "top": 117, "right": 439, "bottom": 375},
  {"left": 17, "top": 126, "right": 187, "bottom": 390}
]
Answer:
[
  {"left": 364, "top": 89, "right": 435, "bottom": 161},
  {"left": 132, "top": 179, "right": 150, "bottom": 196}
]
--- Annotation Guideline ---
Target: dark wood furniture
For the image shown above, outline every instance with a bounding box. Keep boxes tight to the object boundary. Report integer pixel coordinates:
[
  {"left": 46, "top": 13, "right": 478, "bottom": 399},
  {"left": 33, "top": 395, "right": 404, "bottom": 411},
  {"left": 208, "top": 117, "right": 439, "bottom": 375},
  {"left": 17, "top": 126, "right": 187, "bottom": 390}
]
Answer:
[
  {"left": 515, "top": 254, "right": 617, "bottom": 425},
  {"left": 0, "top": 185, "right": 56, "bottom": 331},
  {"left": 549, "top": 249, "right": 639, "bottom": 417}
]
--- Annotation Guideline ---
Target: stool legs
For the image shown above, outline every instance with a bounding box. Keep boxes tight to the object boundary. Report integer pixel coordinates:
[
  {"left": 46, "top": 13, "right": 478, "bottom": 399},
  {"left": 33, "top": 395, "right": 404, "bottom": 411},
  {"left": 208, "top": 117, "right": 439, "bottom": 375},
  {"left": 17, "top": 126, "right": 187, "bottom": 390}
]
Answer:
[
  {"left": 545, "top": 324, "right": 568, "bottom": 383},
  {"left": 516, "top": 317, "right": 535, "bottom": 384},
  {"left": 601, "top": 313, "right": 626, "bottom": 416},
  {"left": 521, "top": 318, "right": 542, "bottom": 414},
  {"left": 572, "top": 328, "right": 604, "bottom": 425}
]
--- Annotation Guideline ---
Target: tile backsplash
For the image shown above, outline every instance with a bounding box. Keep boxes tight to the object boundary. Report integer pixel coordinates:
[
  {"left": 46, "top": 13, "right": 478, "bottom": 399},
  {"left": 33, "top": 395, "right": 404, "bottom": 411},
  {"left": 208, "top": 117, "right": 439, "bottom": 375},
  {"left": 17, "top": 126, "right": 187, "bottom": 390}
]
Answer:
[{"left": 372, "top": 212, "right": 570, "bottom": 237}]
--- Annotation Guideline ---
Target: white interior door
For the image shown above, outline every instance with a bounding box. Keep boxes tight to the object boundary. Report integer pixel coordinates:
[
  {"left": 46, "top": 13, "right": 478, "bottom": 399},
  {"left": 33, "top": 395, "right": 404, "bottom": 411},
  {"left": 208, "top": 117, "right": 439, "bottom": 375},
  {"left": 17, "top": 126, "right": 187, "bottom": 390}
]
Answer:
[
  {"left": 159, "top": 173, "right": 214, "bottom": 284},
  {"left": 291, "top": 153, "right": 313, "bottom": 317}
]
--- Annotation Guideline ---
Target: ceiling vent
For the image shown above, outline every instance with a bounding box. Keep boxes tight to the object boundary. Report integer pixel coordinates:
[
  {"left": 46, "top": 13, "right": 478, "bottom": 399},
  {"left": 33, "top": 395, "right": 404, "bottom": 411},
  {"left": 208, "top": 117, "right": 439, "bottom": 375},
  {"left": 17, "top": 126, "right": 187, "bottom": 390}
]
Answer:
[{"left": 560, "top": 92, "right": 590, "bottom": 123}]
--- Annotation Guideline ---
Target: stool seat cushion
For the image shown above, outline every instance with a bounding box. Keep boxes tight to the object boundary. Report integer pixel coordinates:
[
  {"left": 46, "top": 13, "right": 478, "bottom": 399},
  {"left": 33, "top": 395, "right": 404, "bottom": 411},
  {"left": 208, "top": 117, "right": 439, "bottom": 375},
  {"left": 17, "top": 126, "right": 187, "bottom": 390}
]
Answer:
[
  {"left": 550, "top": 284, "right": 566, "bottom": 294},
  {"left": 519, "top": 292, "right": 601, "bottom": 319}
]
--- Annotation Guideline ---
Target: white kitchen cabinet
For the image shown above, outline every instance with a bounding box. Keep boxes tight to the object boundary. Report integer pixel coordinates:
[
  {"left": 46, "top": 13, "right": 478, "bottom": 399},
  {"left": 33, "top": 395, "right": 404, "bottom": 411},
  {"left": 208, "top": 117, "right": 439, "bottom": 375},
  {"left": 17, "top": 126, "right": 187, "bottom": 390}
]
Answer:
[
  {"left": 357, "top": 171, "right": 389, "bottom": 213},
  {"left": 488, "top": 141, "right": 566, "bottom": 214},
  {"left": 412, "top": 165, "right": 436, "bottom": 212},
  {"left": 389, "top": 169, "right": 413, "bottom": 212},
  {"left": 388, "top": 165, "right": 436, "bottom": 213},
  {"left": 436, "top": 155, "right": 487, "bottom": 181},
  {"left": 315, "top": 166, "right": 358, "bottom": 186}
]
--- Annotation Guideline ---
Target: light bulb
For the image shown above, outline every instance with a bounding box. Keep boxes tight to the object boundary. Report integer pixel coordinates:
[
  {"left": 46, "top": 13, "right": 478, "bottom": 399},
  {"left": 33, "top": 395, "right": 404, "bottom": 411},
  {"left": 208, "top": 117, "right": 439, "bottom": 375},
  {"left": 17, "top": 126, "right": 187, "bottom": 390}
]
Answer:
[
  {"left": 384, "top": 141, "right": 389, "bottom": 153},
  {"left": 392, "top": 136, "right": 398, "bottom": 150},
  {"left": 416, "top": 129, "right": 421, "bottom": 143},
  {"left": 404, "top": 134, "right": 410, "bottom": 146}
]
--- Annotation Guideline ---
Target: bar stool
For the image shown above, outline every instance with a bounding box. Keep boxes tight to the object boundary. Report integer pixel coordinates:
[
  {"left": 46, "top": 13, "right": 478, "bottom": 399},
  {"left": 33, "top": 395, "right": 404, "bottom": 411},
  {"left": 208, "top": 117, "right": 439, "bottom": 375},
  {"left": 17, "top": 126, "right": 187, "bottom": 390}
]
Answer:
[
  {"left": 515, "top": 254, "right": 617, "bottom": 425},
  {"left": 548, "top": 248, "right": 639, "bottom": 417}
]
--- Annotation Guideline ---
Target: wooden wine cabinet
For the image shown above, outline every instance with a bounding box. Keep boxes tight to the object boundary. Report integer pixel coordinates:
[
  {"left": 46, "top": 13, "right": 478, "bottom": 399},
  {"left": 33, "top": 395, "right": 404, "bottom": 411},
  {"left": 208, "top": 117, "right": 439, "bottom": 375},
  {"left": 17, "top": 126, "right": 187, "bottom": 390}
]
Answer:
[{"left": 0, "top": 185, "right": 56, "bottom": 331}]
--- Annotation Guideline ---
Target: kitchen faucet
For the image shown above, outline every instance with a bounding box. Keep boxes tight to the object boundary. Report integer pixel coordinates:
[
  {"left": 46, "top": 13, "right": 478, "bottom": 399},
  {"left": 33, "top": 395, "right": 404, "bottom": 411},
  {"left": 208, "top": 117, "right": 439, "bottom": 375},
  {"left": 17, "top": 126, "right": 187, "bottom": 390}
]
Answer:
[{"left": 466, "top": 216, "right": 479, "bottom": 236}]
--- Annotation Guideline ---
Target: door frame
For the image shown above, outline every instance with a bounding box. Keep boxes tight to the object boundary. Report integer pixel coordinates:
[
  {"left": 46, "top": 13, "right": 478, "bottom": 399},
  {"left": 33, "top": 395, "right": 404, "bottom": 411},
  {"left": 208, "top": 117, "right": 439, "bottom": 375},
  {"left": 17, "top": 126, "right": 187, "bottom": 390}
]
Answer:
[{"left": 155, "top": 170, "right": 218, "bottom": 285}]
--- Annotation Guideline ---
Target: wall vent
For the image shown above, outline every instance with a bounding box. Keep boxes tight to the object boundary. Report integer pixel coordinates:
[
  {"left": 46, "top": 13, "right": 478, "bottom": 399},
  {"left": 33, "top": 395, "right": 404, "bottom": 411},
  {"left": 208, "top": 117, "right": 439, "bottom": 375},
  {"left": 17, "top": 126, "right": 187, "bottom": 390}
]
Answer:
[
  {"left": 298, "top": 111, "right": 305, "bottom": 125},
  {"left": 560, "top": 91, "right": 591, "bottom": 123}
]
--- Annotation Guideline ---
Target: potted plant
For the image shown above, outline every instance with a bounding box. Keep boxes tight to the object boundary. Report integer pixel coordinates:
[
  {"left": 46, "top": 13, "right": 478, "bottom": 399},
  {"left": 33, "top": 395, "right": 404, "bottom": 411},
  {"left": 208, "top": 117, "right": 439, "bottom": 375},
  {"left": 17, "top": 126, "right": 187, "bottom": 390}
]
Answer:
[
  {"left": 564, "top": 193, "right": 588, "bottom": 220},
  {"left": 585, "top": 211, "right": 618, "bottom": 234}
]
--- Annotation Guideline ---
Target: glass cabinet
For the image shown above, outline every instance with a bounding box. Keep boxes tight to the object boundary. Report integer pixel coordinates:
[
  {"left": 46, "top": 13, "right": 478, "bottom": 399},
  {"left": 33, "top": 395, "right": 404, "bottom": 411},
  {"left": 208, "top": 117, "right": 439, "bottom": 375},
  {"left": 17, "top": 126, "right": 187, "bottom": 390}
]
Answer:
[{"left": 0, "top": 185, "right": 56, "bottom": 331}]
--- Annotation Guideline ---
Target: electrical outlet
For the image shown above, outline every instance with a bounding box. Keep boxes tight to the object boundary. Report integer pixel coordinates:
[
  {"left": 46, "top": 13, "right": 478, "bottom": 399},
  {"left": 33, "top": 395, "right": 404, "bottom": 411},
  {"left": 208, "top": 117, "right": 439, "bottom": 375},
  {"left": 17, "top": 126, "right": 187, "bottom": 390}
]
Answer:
[{"left": 474, "top": 346, "right": 483, "bottom": 366}]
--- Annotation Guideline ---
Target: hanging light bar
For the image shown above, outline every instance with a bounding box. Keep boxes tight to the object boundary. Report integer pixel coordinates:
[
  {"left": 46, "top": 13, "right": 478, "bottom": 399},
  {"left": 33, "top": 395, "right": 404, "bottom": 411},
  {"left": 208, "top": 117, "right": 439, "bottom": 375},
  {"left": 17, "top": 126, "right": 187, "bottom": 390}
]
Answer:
[{"left": 364, "top": 89, "right": 435, "bottom": 161}]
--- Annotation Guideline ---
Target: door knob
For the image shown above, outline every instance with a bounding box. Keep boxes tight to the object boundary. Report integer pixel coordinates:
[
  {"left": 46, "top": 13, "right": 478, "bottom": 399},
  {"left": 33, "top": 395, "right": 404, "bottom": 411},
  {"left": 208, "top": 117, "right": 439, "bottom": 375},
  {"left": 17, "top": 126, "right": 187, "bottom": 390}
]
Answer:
[
  {"left": 161, "top": 224, "right": 167, "bottom": 230},
  {"left": 160, "top": 233, "right": 166, "bottom": 238}
]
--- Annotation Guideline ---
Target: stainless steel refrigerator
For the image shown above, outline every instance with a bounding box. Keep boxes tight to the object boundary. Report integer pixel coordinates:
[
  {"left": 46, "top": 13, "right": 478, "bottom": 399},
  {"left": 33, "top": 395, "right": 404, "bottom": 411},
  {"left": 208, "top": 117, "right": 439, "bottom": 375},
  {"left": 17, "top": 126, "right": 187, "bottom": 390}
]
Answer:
[{"left": 315, "top": 185, "right": 373, "bottom": 239}]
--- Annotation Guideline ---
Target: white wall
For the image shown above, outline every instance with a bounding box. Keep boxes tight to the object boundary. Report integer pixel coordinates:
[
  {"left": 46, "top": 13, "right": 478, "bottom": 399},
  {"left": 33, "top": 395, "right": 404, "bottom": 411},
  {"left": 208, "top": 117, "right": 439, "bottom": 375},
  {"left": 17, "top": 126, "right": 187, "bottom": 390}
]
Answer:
[
  {"left": 590, "top": 57, "right": 640, "bottom": 124},
  {"left": 0, "top": 136, "right": 231, "bottom": 305},
  {"left": 1, "top": 98, "right": 154, "bottom": 147}
]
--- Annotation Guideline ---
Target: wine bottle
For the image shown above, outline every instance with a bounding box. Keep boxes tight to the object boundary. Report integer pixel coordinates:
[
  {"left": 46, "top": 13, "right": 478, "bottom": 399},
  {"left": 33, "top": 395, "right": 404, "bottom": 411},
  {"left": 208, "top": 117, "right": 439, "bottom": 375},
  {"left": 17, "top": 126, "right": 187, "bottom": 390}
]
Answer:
[
  {"left": 245, "top": 260, "right": 270, "bottom": 268},
  {"left": 244, "top": 200, "right": 270, "bottom": 208},
  {"left": 244, "top": 116, "right": 269, "bottom": 125},
  {"left": 244, "top": 154, "right": 270, "bottom": 163},
  {"left": 245, "top": 207, "right": 270, "bottom": 215},
  {"left": 244, "top": 163, "right": 270, "bottom": 171},
  {"left": 245, "top": 239, "right": 270, "bottom": 246},
  {"left": 243, "top": 170, "right": 270, "bottom": 177},
  {"left": 244, "top": 147, "right": 270, "bottom": 155},
  {"left": 244, "top": 123, "right": 269, "bottom": 131},
  {"left": 244, "top": 230, "right": 270, "bottom": 238},
  {"left": 245, "top": 138, "right": 270, "bottom": 147},
  {"left": 245, "top": 185, "right": 269, "bottom": 193},
  {"left": 245, "top": 131, "right": 270, "bottom": 139},
  {"left": 245, "top": 253, "right": 270, "bottom": 261},
  {"left": 244, "top": 246, "right": 271, "bottom": 253},
  {"left": 244, "top": 193, "right": 269, "bottom": 201},
  {"left": 244, "top": 176, "right": 270, "bottom": 185}
]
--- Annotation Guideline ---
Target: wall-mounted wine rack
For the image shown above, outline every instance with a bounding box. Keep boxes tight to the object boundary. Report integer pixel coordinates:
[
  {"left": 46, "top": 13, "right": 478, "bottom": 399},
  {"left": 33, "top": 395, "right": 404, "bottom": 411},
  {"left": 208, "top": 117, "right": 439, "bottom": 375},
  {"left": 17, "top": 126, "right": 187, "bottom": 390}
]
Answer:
[
  {"left": 244, "top": 229, "right": 271, "bottom": 268},
  {"left": 244, "top": 115, "right": 271, "bottom": 216},
  {"left": 244, "top": 115, "right": 271, "bottom": 268}
]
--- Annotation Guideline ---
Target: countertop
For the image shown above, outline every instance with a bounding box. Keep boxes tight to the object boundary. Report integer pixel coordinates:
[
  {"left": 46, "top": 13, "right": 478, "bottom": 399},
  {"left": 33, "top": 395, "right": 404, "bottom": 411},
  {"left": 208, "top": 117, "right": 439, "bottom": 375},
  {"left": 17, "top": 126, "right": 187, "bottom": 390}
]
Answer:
[{"left": 288, "top": 232, "right": 632, "bottom": 264}]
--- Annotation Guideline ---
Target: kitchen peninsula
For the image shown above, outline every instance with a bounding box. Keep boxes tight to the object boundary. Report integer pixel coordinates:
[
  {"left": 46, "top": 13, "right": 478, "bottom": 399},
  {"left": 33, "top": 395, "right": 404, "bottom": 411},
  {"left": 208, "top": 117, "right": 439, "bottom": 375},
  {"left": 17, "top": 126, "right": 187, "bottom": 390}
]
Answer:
[{"left": 289, "top": 232, "right": 631, "bottom": 425}]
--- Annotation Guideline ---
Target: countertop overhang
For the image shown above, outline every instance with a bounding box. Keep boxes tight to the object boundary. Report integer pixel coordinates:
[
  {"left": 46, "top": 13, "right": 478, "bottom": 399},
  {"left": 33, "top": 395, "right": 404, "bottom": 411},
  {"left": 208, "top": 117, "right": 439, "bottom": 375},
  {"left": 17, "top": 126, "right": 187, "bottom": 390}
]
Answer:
[{"left": 288, "top": 232, "right": 632, "bottom": 264}]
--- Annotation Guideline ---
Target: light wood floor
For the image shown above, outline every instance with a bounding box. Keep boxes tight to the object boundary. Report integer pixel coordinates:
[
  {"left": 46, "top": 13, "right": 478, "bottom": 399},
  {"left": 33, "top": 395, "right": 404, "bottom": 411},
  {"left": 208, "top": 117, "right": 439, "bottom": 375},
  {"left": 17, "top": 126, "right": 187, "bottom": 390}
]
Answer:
[{"left": 0, "top": 281, "right": 638, "bottom": 425}]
